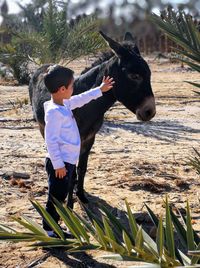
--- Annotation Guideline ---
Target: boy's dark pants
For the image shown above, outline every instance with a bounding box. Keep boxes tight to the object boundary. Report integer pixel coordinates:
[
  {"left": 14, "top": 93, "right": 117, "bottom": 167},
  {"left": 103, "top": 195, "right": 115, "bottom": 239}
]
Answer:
[{"left": 43, "top": 157, "right": 75, "bottom": 231}]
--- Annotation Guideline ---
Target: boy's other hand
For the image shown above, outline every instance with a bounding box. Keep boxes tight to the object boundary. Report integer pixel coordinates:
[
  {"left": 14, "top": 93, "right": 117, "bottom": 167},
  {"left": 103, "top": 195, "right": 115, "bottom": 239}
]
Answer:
[
  {"left": 55, "top": 167, "right": 67, "bottom": 179},
  {"left": 100, "top": 76, "right": 115, "bottom": 92}
]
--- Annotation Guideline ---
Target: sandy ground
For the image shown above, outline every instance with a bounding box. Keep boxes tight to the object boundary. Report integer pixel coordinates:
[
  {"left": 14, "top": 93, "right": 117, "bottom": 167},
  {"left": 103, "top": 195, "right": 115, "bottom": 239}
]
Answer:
[{"left": 0, "top": 58, "right": 200, "bottom": 268}]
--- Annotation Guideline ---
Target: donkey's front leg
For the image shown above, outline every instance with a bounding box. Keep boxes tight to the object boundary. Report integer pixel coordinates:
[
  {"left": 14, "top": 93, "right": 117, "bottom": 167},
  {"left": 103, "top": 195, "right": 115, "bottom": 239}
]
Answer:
[
  {"left": 66, "top": 167, "right": 77, "bottom": 209},
  {"left": 76, "top": 137, "right": 95, "bottom": 203}
]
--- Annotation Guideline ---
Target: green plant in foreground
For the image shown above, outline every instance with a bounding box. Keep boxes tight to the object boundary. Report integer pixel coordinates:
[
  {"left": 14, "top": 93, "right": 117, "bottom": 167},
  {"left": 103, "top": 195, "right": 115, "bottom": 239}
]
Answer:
[{"left": 0, "top": 196, "right": 200, "bottom": 267}]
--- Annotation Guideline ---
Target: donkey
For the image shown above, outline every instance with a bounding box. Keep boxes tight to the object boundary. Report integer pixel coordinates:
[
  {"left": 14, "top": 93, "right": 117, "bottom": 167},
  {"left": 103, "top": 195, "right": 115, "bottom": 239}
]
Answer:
[{"left": 29, "top": 31, "right": 156, "bottom": 204}]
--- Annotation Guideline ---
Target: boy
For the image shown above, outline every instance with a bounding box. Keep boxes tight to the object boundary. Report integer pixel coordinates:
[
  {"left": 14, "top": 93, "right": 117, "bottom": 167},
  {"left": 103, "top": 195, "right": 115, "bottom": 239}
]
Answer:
[{"left": 43, "top": 64, "right": 114, "bottom": 238}]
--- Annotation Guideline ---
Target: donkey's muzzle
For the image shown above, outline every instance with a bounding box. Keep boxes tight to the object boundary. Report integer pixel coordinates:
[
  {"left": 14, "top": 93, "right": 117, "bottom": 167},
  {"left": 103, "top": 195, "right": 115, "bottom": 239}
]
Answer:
[{"left": 136, "top": 96, "right": 156, "bottom": 121}]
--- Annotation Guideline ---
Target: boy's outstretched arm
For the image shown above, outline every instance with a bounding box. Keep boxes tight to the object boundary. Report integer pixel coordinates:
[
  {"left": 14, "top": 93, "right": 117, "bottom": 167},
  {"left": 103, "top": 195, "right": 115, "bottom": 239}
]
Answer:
[{"left": 65, "top": 76, "right": 115, "bottom": 110}]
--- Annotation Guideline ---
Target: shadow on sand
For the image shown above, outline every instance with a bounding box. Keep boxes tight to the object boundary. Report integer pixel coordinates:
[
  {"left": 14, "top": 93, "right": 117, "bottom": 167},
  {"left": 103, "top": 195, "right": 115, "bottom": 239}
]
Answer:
[{"left": 103, "top": 119, "right": 200, "bottom": 142}]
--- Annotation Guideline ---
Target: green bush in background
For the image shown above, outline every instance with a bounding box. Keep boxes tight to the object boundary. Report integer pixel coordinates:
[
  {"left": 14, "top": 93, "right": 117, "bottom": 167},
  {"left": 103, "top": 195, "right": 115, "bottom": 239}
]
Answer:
[{"left": 0, "top": 0, "right": 106, "bottom": 83}]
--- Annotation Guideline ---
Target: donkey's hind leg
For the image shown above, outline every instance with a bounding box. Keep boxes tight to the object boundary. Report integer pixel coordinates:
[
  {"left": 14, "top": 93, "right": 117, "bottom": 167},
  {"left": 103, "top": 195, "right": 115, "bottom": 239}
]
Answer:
[{"left": 38, "top": 122, "right": 45, "bottom": 138}]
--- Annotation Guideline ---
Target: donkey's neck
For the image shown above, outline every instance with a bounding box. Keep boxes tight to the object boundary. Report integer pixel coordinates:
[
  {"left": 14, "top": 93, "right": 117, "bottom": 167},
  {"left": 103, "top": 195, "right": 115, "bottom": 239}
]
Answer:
[
  {"left": 74, "top": 65, "right": 100, "bottom": 94},
  {"left": 74, "top": 60, "right": 117, "bottom": 113},
  {"left": 73, "top": 60, "right": 117, "bottom": 131}
]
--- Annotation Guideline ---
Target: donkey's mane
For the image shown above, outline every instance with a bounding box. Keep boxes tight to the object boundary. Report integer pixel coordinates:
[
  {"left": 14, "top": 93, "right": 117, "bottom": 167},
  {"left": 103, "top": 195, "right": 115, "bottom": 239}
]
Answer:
[
  {"left": 81, "top": 41, "right": 137, "bottom": 75},
  {"left": 81, "top": 50, "right": 114, "bottom": 75}
]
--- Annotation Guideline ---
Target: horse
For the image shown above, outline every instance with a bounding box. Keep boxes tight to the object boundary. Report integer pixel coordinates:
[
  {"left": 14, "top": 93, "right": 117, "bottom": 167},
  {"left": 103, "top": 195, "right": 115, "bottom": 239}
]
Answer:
[{"left": 29, "top": 31, "right": 156, "bottom": 205}]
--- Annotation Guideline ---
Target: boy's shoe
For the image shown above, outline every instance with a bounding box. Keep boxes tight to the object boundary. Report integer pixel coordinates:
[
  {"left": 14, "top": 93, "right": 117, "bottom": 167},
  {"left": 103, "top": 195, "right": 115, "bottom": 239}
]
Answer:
[{"left": 47, "top": 230, "right": 74, "bottom": 239}]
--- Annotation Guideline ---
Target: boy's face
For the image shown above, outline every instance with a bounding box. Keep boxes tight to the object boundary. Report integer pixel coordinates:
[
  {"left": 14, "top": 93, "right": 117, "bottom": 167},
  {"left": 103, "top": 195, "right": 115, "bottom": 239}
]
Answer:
[{"left": 60, "top": 78, "right": 74, "bottom": 99}]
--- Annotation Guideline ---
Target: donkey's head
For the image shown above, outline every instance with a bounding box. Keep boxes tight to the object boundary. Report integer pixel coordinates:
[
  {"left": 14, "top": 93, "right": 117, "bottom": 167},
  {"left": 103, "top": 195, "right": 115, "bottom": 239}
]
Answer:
[{"left": 100, "top": 31, "right": 156, "bottom": 121}]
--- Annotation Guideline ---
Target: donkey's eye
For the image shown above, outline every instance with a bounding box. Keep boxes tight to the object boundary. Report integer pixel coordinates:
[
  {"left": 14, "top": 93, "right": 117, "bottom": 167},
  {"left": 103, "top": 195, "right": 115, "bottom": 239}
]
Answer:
[{"left": 128, "top": 74, "right": 141, "bottom": 80}]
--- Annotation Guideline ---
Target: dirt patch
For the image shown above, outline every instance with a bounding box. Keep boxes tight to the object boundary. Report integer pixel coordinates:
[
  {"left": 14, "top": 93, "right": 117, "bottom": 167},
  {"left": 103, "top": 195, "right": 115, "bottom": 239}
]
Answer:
[{"left": 0, "top": 58, "right": 200, "bottom": 267}]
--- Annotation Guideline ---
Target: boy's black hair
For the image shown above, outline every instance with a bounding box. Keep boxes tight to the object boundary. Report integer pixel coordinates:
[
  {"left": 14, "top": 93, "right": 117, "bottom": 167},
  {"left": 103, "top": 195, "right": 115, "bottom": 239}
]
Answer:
[{"left": 44, "top": 65, "right": 74, "bottom": 93}]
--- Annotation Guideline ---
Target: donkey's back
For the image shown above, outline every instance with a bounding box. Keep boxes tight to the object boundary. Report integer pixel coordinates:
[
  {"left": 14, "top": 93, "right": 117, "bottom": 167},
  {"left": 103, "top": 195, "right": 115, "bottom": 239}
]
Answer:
[{"left": 29, "top": 64, "right": 51, "bottom": 136}]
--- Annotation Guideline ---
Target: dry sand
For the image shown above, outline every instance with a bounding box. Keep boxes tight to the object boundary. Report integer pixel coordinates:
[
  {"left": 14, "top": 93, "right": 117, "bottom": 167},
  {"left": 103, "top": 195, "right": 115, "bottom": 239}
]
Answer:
[{"left": 0, "top": 58, "right": 200, "bottom": 267}]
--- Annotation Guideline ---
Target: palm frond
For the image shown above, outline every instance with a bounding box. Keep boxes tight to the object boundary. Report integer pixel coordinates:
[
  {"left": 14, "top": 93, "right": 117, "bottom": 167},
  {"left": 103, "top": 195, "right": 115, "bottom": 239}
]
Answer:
[
  {"left": 0, "top": 198, "right": 199, "bottom": 267},
  {"left": 150, "top": 11, "right": 200, "bottom": 58},
  {"left": 188, "top": 148, "right": 200, "bottom": 175},
  {"left": 150, "top": 9, "right": 200, "bottom": 93}
]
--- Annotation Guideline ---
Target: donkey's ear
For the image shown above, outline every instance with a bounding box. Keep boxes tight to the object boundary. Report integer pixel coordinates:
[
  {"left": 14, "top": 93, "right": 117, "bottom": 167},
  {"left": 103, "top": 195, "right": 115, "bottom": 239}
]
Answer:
[
  {"left": 124, "top": 32, "right": 140, "bottom": 55},
  {"left": 99, "top": 31, "right": 129, "bottom": 58},
  {"left": 124, "top": 32, "right": 135, "bottom": 42}
]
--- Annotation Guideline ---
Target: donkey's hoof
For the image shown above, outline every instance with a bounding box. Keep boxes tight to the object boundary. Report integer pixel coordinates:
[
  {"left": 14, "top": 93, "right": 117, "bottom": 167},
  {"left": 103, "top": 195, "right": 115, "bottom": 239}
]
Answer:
[
  {"left": 76, "top": 191, "right": 89, "bottom": 203},
  {"left": 67, "top": 200, "right": 74, "bottom": 209}
]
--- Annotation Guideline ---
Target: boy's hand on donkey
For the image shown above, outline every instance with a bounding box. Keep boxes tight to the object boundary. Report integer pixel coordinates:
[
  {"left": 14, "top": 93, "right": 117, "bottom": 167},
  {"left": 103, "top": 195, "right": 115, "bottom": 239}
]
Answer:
[
  {"left": 100, "top": 76, "right": 115, "bottom": 92},
  {"left": 55, "top": 167, "right": 67, "bottom": 179}
]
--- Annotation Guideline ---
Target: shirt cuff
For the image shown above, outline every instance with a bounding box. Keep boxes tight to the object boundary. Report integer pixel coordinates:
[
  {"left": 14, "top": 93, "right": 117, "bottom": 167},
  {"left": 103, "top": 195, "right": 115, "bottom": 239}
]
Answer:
[
  {"left": 51, "top": 159, "right": 65, "bottom": 169},
  {"left": 91, "top": 87, "right": 103, "bottom": 98}
]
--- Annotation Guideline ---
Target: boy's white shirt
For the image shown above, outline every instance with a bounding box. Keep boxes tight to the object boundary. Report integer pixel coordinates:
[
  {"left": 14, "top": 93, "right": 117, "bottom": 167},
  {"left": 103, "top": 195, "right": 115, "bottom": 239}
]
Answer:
[{"left": 44, "top": 87, "right": 102, "bottom": 169}]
